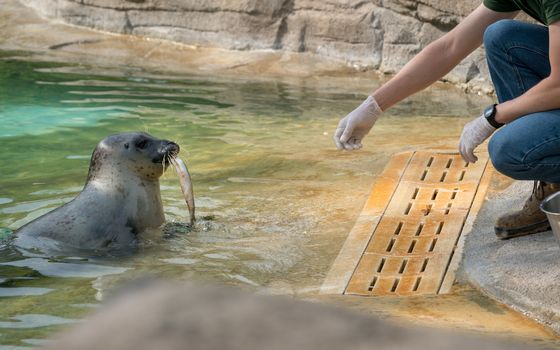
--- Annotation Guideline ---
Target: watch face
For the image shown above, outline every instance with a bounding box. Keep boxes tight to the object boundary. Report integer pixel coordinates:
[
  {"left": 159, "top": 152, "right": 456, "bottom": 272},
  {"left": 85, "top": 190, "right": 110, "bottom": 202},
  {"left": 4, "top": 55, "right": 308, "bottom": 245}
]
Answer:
[{"left": 484, "top": 105, "right": 494, "bottom": 119}]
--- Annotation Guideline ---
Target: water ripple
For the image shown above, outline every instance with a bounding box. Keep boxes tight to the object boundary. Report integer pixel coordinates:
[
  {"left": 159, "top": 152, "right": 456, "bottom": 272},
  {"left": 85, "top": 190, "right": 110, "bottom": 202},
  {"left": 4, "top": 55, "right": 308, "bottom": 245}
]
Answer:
[
  {"left": 0, "top": 287, "right": 53, "bottom": 297},
  {"left": 0, "top": 258, "right": 128, "bottom": 278},
  {"left": 0, "top": 314, "right": 76, "bottom": 329}
]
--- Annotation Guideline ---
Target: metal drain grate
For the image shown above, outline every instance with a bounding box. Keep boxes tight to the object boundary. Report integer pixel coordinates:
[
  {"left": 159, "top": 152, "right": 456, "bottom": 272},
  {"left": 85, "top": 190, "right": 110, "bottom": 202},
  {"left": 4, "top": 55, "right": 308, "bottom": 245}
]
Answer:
[{"left": 321, "top": 150, "right": 492, "bottom": 296}]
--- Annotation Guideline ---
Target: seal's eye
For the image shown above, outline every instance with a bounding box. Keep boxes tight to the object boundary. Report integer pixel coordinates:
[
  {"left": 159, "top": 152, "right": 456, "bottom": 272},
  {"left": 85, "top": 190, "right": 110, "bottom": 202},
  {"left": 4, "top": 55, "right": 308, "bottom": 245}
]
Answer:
[
  {"left": 124, "top": 143, "right": 129, "bottom": 149},
  {"left": 135, "top": 139, "right": 149, "bottom": 149}
]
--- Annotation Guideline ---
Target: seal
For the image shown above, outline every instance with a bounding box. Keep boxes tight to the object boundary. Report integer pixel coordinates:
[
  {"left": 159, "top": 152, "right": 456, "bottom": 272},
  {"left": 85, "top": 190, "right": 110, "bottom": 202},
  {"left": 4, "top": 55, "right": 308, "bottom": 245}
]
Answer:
[{"left": 14, "top": 132, "right": 181, "bottom": 254}]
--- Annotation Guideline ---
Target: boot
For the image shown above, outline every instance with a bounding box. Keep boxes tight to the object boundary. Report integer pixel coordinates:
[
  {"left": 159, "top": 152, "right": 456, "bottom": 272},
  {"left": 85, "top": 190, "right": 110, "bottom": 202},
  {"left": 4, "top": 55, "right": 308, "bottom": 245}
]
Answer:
[{"left": 494, "top": 181, "right": 560, "bottom": 240}]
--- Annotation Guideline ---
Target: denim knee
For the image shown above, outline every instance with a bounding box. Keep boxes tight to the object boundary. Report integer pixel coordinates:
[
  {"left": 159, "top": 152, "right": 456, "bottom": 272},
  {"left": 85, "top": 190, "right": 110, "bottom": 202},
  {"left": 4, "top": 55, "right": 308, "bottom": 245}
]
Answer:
[
  {"left": 488, "top": 129, "right": 527, "bottom": 179},
  {"left": 483, "top": 19, "right": 519, "bottom": 54}
]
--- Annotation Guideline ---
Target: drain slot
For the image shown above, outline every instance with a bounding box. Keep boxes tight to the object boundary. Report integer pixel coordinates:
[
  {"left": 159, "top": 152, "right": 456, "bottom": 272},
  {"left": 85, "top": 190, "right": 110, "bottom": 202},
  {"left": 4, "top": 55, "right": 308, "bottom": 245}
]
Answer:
[
  {"left": 458, "top": 170, "right": 466, "bottom": 181},
  {"left": 398, "top": 260, "right": 408, "bottom": 274},
  {"left": 420, "top": 258, "right": 429, "bottom": 272},
  {"left": 414, "top": 223, "right": 424, "bottom": 236},
  {"left": 445, "top": 158, "right": 453, "bottom": 169},
  {"left": 428, "top": 238, "right": 438, "bottom": 252},
  {"left": 450, "top": 189, "right": 458, "bottom": 200},
  {"left": 431, "top": 189, "right": 438, "bottom": 200},
  {"left": 404, "top": 203, "right": 412, "bottom": 215},
  {"left": 377, "top": 258, "right": 386, "bottom": 273},
  {"left": 390, "top": 278, "right": 400, "bottom": 292},
  {"left": 394, "top": 222, "right": 403, "bottom": 236},
  {"left": 408, "top": 240, "right": 417, "bottom": 254},
  {"left": 426, "top": 157, "right": 434, "bottom": 167},
  {"left": 420, "top": 170, "right": 428, "bottom": 181},
  {"left": 440, "top": 171, "right": 447, "bottom": 182},
  {"left": 412, "top": 277, "right": 422, "bottom": 292},
  {"left": 435, "top": 222, "right": 444, "bottom": 235},
  {"left": 368, "top": 276, "right": 378, "bottom": 291},
  {"left": 386, "top": 238, "right": 396, "bottom": 253}
]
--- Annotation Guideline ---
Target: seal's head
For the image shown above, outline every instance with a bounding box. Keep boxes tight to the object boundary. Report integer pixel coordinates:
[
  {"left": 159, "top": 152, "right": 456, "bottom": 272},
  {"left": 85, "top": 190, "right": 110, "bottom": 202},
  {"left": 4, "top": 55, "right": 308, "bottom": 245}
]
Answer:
[{"left": 87, "top": 132, "right": 180, "bottom": 181}]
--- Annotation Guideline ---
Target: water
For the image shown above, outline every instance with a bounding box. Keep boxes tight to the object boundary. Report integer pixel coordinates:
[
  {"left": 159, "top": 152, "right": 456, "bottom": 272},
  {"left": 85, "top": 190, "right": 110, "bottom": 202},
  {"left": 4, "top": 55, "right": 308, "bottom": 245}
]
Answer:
[{"left": 1, "top": 50, "right": 555, "bottom": 347}]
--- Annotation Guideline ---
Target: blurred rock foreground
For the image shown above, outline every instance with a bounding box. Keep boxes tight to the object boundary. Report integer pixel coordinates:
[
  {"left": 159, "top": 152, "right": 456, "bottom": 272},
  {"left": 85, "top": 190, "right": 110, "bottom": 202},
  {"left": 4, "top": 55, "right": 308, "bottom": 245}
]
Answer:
[
  {"left": 44, "top": 282, "right": 532, "bottom": 350},
  {"left": 21, "top": 0, "right": 493, "bottom": 92}
]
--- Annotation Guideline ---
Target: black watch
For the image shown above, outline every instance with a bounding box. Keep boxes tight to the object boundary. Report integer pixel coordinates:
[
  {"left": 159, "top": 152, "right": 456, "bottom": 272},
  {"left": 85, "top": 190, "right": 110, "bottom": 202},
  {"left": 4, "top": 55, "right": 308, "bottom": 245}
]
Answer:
[{"left": 483, "top": 104, "right": 504, "bottom": 129}]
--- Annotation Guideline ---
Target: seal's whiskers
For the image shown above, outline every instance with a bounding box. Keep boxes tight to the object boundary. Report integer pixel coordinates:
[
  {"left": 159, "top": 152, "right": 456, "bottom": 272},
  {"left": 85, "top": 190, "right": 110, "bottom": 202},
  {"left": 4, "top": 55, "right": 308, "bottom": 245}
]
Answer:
[{"left": 162, "top": 155, "right": 168, "bottom": 175}]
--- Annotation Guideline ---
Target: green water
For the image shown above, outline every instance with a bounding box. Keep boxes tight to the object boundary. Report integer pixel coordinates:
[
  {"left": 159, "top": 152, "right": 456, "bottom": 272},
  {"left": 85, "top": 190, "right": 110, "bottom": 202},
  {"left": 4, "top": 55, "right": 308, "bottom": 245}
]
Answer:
[{"left": 0, "top": 50, "right": 489, "bottom": 347}]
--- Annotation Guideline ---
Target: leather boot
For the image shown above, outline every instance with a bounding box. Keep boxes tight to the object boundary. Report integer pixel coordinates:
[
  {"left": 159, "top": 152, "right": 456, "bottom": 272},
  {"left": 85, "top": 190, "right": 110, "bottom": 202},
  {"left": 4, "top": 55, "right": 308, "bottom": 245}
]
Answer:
[{"left": 494, "top": 181, "right": 560, "bottom": 239}]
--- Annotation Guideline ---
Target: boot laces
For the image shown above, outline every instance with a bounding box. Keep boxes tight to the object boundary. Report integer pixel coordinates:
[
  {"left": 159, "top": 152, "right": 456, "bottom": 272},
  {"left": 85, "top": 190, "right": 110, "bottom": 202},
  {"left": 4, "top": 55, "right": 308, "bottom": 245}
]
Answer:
[{"left": 531, "top": 181, "right": 546, "bottom": 201}]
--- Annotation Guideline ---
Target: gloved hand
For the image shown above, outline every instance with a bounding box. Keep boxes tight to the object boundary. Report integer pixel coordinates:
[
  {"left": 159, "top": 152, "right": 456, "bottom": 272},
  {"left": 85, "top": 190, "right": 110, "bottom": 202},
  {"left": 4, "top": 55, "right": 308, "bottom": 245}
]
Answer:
[
  {"left": 333, "top": 95, "right": 382, "bottom": 150},
  {"left": 458, "top": 115, "right": 496, "bottom": 163}
]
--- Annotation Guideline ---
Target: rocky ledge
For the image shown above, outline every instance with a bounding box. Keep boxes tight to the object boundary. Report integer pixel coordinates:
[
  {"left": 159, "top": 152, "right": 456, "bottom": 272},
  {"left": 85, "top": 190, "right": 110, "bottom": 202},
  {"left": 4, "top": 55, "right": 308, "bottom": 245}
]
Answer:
[{"left": 21, "top": 0, "right": 494, "bottom": 92}]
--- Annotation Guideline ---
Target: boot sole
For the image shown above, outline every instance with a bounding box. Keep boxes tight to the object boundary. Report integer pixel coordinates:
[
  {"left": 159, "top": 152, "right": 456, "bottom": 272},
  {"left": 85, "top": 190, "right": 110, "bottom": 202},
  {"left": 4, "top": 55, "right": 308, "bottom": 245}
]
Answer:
[{"left": 494, "top": 220, "right": 551, "bottom": 240}]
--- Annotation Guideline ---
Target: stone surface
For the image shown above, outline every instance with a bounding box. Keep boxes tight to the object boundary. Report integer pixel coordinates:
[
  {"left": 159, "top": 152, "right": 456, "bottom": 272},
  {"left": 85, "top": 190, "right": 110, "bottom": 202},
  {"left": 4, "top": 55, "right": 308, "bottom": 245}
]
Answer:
[
  {"left": 461, "top": 180, "right": 560, "bottom": 334},
  {"left": 20, "top": 0, "right": 494, "bottom": 92},
  {"left": 0, "top": 0, "right": 366, "bottom": 84}
]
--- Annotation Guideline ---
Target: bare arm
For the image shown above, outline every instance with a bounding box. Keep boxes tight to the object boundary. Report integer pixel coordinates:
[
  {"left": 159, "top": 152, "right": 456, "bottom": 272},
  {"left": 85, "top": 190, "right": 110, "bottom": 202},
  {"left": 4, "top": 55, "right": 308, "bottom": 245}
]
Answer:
[
  {"left": 495, "top": 22, "right": 560, "bottom": 123},
  {"left": 373, "top": 5, "right": 518, "bottom": 111},
  {"left": 333, "top": 5, "right": 517, "bottom": 151}
]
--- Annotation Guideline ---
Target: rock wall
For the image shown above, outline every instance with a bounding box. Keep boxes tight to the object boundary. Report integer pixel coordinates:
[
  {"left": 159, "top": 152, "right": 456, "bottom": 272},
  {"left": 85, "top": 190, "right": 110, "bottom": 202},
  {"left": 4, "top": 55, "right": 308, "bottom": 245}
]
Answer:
[{"left": 21, "top": 0, "right": 493, "bottom": 91}]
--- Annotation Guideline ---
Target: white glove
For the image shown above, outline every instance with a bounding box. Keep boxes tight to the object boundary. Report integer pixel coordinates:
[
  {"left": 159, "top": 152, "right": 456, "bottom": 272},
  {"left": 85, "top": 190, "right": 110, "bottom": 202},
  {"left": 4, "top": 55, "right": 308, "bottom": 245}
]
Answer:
[
  {"left": 458, "top": 115, "right": 496, "bottom": 163},
  {"left": 333, "top": 95, "right": 382, "bottom": 150}
]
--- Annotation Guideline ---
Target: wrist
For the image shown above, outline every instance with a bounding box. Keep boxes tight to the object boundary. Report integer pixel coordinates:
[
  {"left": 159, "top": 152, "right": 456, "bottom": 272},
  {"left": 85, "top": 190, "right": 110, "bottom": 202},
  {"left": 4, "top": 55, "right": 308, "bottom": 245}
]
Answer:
[
  {"left": 494, "top": 104, "right": 508, "bottom": 124},
  {"left": 362, "top": 95, "right": 383, "bottom": 119}
]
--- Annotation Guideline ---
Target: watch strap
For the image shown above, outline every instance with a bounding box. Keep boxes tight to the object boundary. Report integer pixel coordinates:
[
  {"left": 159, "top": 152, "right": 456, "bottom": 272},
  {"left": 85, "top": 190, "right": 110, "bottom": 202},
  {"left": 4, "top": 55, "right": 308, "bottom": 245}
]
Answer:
[{"left": 484, "top": 104, "right": 504, "bottom": 129}]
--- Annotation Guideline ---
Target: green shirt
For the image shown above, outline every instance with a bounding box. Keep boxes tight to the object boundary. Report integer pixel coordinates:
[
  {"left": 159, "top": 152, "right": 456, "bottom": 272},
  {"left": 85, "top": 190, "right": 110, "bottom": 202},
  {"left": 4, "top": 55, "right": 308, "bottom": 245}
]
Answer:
[{"left": 484, "top": 0, "right": 560, "bottom": 25}]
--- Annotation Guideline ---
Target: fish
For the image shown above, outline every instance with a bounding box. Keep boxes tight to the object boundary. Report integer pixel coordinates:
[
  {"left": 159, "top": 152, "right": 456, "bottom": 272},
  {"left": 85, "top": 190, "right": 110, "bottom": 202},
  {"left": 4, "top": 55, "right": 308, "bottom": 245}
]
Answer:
[{"left": 172, "top": 157, "right": 195, "bottom": 226}]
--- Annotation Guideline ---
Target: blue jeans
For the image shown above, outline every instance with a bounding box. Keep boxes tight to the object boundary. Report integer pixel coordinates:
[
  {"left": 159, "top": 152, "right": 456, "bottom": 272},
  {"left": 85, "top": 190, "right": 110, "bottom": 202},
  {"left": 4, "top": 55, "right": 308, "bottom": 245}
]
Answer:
[{"left": 485, "top": 20, "right": 560, "bottom": 183}]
